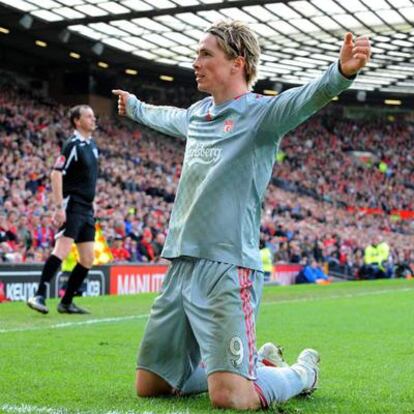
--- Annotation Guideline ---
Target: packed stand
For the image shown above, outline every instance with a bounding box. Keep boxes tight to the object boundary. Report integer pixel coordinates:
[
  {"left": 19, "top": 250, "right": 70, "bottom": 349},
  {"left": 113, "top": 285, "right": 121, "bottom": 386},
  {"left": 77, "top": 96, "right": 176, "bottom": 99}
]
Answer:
[
  {"left": 275, "top": 112, "right": 414, "bottom": 211},
  {"left": 0, "top": 74, "right": 413, "bottom": 281}
]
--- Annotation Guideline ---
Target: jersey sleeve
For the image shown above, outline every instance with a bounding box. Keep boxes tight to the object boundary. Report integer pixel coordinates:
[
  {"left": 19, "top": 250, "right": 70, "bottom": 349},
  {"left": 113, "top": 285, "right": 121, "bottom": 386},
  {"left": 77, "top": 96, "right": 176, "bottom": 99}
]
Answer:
[
  {"left": 52, "top": 139, "right": 76, "bottom": 172},
  {"left": 126, "top": 96, "right": 189, "bottom": 139},
  {"left": 260, "top": 62, "right": 355, "bottom": 140}
]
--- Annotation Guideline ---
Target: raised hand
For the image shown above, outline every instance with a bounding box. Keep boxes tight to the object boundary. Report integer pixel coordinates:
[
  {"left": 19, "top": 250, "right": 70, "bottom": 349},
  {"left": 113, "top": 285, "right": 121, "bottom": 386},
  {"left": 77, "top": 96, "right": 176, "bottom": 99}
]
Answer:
[
  {"left": 112, "top": 89, "right": 131, "bottom": 116},
  {"left": 339, "top": 32, "right": 371, "bottom": 77}
]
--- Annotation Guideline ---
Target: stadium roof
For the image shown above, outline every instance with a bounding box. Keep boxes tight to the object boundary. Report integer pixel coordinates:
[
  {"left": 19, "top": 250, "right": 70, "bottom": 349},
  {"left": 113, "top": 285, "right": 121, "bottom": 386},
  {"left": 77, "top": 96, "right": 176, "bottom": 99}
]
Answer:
[{"left": 0, "top": 0, "right": 414, "bottom": 97}]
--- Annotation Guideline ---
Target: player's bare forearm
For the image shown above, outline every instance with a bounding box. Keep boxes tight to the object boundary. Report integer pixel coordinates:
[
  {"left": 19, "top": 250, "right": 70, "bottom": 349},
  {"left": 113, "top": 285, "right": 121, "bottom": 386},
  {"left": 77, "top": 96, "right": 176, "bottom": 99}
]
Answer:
[
  {"left": 51, "top": 170, "right": 63, "bottom": 208},
  {"left": 51, "top": 170, "right": 66, "bottom": 226}
]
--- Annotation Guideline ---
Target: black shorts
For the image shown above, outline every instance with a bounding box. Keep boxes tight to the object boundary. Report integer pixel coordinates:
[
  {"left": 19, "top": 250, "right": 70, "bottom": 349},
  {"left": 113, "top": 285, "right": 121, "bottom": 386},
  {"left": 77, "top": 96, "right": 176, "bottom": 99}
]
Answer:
[{"left": 56, "top": 201, "right": 95, "bottom": 243}]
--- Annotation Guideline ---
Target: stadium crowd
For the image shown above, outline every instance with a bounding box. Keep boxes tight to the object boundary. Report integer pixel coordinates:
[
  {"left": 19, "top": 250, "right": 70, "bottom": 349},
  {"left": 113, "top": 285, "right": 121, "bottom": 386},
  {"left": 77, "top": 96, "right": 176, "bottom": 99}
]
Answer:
[
  {"left": 276, "top": 113, "right": 414, "bottom": 211},
  {"left": 0, "top": 75, "right": 413, "bottom": 280}
]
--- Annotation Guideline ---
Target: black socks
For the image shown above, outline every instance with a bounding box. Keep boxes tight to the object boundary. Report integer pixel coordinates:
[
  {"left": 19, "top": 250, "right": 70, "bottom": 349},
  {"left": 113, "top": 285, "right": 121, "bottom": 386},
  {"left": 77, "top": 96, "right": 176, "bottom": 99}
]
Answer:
[
  {"left": 36, "top": 254, "right": 62, "bottom": 297},
  {"left": 61, "top": 263, "right": 89, "bottom": 305}
]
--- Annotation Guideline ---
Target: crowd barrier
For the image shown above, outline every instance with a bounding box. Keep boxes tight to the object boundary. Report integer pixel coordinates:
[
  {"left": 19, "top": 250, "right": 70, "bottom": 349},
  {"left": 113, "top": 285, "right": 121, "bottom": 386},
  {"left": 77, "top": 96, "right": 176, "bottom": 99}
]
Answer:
[{"left": 0, "top": 263, "right": 303, "bottom": 302}]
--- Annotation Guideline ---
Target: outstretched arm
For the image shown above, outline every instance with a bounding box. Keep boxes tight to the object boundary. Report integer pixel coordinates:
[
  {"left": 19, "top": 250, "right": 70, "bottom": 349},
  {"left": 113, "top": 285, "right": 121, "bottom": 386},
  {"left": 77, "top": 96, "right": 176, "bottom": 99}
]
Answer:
[
  {"left": 112, "top": 89, "right": 188, "bottom": 139},
  {"left": 260, "top": 32, "right": 371, "bottom": 139}
]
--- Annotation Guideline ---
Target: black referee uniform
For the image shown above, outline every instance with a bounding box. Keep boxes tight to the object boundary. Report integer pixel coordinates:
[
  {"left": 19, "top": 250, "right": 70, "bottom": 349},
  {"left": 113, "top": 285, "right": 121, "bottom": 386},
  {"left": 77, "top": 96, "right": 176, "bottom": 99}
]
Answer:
[
  {"left": 27, "top": 105, "right": 99, "bottom": 315},
  {"left": 53, "top": 131, "right": 99, "bottom": 242}
]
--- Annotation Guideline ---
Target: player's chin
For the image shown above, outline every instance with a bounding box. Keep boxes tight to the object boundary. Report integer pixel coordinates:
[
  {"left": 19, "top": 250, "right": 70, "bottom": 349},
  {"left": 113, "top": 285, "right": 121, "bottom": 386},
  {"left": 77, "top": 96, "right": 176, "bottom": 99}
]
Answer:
[{"left": 196, "top": 82, "right": 208, "bottom": 93}]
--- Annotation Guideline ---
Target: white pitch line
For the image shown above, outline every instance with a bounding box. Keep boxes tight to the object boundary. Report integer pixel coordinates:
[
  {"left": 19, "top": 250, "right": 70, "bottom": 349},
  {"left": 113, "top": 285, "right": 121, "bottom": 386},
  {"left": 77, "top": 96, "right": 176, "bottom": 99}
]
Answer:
[
  {"left": 1, "top": 287, "right": 412, "bottom": 335},
  {"left": 0, "top": 314, "right": 149, "bottom": 334},
  {"left": 0, "top": 403, "right": 190, "bottom": 414},
  {"left": 0, "top": 404, "right": 67, "bottom": 414}
]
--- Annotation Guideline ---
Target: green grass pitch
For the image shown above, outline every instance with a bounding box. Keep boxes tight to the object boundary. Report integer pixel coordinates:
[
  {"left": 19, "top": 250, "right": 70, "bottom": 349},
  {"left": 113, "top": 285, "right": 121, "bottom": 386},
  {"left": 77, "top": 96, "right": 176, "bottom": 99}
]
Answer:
[{"left": 1, "top": 279, "right": 413, "bottom": 414}]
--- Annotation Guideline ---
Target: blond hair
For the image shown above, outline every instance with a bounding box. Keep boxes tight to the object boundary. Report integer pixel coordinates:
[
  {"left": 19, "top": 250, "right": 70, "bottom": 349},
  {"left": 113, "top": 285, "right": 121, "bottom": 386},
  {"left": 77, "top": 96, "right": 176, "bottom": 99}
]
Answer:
[{"left": 206, "top": 20, "right": 261, "bottom": 89}]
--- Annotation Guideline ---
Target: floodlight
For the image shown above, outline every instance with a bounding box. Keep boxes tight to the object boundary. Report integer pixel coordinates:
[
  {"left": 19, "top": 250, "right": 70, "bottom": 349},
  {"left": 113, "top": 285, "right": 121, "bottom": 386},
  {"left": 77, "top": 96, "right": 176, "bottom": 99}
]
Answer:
[
  {"left": 19, "top": 14, "right": 33, "bottom": 30},
  {"left": 58, "top": 29, "right": 71, "bottom": 44},
  {"left": 92, "top": 42, "right": 104, "bottom": 56},
  {"left": 357, "top": 90, "right": 367, "bottom": 102}
]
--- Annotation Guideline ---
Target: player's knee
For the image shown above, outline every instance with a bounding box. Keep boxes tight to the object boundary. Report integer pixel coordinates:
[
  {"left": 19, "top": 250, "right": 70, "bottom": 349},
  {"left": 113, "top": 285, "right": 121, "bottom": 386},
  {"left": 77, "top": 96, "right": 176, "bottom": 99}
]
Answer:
[
  {"left": 53, "top": 243, "right": 72, "bottom": 260},
  {"left": 208, "top": 374, "right": 259, "bottom": 410},
  {"left": 135, "top": 370, "right": 172, "bottom": 398},
  {"left": 209, "top": 387, "right": 239, "bottom": 409},
  {"left": 79, "top": 256, "right": 93, "bottom": 269},
  {"left": 136, "top": 381, "right": 154, "bottom": 398},
  {"left": 136, "top": 373, "right": 155, "bottom": 397}
]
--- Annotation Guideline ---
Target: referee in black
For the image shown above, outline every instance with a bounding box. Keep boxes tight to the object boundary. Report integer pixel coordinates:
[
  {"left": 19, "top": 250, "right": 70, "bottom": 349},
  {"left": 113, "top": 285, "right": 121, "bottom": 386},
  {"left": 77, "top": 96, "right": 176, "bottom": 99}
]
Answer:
[{"left": 27, "top": 105, "right": 99, "bottom": 314}]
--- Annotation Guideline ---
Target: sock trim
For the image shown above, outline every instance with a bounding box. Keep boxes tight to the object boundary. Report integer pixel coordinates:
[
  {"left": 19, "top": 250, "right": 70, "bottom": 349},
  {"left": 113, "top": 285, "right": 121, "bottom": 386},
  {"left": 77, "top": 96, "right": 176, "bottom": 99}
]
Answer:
[
  {"left": 262, "top": 358, "right": 276, "bottom": 367},
  {"left": 254, "top": 383, "right": 269, "bottom": 409}
]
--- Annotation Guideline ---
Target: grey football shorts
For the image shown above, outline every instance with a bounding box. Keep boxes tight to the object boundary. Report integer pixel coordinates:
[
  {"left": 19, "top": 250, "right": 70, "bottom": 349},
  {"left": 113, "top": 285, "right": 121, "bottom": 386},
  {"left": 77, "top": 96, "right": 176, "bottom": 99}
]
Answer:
[{"left": 137, "top": 256, "right": 264, "bottom": 390}]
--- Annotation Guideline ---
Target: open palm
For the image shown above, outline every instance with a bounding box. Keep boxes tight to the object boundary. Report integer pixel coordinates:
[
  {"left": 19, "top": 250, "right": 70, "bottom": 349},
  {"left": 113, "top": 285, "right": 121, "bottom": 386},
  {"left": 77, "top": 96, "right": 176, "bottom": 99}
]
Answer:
[{"left": 340, "top": 33, "right": 371, "bottom": 77}]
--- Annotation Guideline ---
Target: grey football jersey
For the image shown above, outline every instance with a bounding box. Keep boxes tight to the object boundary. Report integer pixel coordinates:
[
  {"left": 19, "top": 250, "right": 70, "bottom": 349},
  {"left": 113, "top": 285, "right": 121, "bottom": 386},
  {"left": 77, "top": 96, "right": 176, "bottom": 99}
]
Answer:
[{"left": 126, "top": 62, "right": 353, "bottom": 270}]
